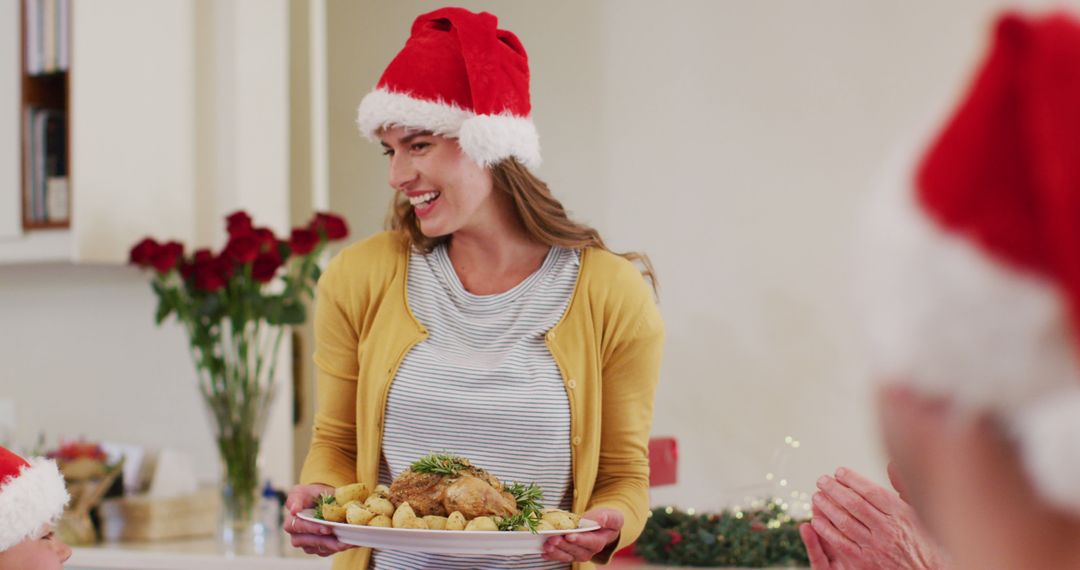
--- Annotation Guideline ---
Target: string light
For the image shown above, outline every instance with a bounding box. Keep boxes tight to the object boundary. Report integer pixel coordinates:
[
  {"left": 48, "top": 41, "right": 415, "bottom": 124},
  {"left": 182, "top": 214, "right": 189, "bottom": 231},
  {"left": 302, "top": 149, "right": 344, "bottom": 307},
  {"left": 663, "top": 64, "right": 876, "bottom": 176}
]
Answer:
[{"left": 686, "top": 507, "right": 696, "bottom": 516}]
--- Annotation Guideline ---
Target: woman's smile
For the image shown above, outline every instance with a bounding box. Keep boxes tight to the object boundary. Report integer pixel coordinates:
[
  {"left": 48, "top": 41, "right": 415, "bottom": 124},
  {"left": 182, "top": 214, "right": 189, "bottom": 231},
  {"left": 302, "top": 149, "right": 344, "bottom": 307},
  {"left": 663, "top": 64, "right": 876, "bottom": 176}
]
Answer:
[{"left": 408, "top": 191, "right": 442, "bottom": 218}]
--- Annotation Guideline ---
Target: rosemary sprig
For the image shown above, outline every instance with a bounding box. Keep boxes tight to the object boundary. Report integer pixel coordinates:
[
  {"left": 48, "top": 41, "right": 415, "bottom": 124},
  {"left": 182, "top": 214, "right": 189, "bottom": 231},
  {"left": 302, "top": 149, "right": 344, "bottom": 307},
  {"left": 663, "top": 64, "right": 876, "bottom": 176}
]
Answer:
[
  {"left": 410, "top": 453, "right": 471, "bottom": 476},
  {"left": 313, "top": 493, "right": 336, "bottom": 520},
  {"left": 500, "top": 482, "right": 545, "bottom": 532}
]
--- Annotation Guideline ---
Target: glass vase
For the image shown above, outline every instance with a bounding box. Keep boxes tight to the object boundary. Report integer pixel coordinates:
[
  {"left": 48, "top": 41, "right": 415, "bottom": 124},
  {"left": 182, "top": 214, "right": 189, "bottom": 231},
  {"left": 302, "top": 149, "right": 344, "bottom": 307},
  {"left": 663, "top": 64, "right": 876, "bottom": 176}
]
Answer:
[
  {"left": 202, "top": 374, "right": 278, "bottom": 555},
  {"left": 189, "top": 319, "right": 285, "bottom": 554}
]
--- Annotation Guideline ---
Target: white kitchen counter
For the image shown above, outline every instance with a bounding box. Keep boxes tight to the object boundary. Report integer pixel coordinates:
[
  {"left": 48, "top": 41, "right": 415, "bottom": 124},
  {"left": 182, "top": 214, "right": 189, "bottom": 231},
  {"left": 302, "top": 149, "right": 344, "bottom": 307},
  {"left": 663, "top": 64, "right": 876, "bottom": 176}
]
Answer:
[
  {"left": 68, "top": 537, "right": 331, "bottom": 570},
  {"left": 70, "top": 544, "right": 796, "bottom": 570}
]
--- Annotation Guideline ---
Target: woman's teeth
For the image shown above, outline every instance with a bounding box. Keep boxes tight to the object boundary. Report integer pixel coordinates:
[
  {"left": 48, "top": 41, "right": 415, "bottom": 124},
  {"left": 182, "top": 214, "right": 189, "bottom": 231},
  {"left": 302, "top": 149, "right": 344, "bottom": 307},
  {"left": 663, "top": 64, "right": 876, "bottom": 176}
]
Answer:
[{"left": 409, "top": 191, "right": 440, "bottom": 206}]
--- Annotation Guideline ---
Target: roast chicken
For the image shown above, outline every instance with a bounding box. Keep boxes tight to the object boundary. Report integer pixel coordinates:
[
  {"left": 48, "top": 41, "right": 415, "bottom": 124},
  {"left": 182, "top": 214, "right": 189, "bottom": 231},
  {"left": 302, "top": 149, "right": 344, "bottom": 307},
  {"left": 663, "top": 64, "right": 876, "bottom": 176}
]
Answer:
[{"left": 389, "top": 460, "right": 518, "bottom": 519}]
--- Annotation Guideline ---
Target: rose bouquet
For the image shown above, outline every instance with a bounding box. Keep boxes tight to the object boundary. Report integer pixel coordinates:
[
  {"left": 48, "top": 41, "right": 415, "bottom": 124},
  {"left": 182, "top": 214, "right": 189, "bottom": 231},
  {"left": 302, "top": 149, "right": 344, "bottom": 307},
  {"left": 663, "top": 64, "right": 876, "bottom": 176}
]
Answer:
[{"left": 129, "top": 210, "right": 348, "bottom": 533}]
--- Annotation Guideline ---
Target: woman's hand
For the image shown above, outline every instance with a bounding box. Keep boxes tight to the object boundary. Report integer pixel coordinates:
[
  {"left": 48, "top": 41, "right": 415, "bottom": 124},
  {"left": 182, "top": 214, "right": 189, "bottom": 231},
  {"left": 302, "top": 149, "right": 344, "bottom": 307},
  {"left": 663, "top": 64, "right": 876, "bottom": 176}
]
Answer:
[
  {"left": 541, "top": 507, "right": 623, "bottom": 563},
  {"left": 284, "top": 483, "right": 354, "bottom": 557}
]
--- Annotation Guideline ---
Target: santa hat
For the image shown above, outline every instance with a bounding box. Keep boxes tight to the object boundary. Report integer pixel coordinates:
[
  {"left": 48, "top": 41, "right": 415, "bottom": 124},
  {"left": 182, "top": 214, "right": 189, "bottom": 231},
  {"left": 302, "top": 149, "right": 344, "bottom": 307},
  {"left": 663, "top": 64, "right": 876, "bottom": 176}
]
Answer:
[
  {"left": 859, "top": 10, "right": 1080, "bottom": 513},
  {"left": 356, "top": 7, "right": 541, "bottom": 171},
  {"left": 0, "top": 446, "right": 70, "bottom": 551}
]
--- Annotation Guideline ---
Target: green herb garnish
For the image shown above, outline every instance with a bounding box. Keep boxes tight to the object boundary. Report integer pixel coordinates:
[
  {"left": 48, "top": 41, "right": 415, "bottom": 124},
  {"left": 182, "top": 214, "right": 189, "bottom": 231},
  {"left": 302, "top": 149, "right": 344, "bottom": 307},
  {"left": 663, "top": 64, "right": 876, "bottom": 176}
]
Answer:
[
  {"left": 313, "top": 493, "right": 336, "bottom": 520},
  {"left": 500, "top": 482, "right": 545, "bottom": 533},
  {"left": 410, "top": 453, "right": 471, "bottom": 476}
]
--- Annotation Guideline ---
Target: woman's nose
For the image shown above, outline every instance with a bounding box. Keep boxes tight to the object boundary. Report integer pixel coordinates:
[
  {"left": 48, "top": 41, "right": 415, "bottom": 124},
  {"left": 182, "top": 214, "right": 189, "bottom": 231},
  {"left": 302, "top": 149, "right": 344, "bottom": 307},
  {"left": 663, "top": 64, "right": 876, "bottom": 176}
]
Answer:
[
  {"left": 57, "top": 540, "right": 72, "bottom": 562},
  {"left": 388, "top": 154, "right": 418, "bottom": 190}
]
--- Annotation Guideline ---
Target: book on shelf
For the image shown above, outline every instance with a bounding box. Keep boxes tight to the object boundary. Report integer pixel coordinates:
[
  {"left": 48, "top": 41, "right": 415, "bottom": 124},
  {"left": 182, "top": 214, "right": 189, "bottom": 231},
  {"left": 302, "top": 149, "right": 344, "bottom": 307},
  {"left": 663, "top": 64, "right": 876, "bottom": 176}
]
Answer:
[
  {"left": 23, "top": 107, "right": 68, "bottom": 225},
  {"left": 23, "top": 0, "right": 69, "bottom": 75},
  {"left": 57, "top": 0, "right": 69, "bottom": 71}
]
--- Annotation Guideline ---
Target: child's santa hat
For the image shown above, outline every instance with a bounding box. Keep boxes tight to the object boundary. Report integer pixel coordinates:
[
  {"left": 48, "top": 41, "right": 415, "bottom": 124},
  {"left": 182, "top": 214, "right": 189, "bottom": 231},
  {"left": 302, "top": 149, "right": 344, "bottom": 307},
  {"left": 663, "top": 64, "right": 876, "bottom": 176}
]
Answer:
[
  {"left": 0, "top": 446, "right": 70, "bottom": 551},
  {"left": 860, "top": 10, "right": 1080, "bottom": 513},
  {"left": 356, "top": 7, "right": 541, "bottom": 171}
]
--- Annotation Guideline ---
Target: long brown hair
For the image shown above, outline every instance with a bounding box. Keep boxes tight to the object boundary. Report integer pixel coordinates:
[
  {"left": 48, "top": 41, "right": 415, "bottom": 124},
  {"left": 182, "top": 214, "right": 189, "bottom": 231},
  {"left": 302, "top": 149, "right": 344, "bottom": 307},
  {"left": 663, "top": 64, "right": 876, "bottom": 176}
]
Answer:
[{"left": 386, "top": 158, "right": 658, "bottom": 294}]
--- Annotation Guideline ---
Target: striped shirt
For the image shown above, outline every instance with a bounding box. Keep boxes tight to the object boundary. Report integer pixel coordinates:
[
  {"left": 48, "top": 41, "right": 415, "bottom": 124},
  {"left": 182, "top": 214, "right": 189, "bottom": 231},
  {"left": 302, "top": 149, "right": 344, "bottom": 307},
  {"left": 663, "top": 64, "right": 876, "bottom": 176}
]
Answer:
[{"left": 372, "top": 244, "right": 580, "bottom": 570}]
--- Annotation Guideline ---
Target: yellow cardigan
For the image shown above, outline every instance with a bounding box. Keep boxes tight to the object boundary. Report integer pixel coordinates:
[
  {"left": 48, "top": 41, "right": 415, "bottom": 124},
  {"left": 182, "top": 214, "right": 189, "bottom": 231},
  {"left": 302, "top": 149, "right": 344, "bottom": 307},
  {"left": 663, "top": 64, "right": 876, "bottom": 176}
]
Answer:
[{"left": 300, "top": 231, "right": 664, "bottom": 570}]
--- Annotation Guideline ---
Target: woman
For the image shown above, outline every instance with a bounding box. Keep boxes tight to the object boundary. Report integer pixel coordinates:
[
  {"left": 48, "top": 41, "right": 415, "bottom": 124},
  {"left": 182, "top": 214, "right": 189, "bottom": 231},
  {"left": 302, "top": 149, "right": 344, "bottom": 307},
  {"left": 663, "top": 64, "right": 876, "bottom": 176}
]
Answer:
[{"left": 284, "top": 7, "right": 663, "bottom": 570}]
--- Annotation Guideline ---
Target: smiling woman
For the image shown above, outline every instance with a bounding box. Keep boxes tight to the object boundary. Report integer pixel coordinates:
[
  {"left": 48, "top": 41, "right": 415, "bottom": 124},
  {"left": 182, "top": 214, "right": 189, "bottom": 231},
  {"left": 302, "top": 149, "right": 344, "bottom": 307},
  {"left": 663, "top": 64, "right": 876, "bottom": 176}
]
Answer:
[{"left": 285, "top": 7, "right": 664, "bottom": 570}]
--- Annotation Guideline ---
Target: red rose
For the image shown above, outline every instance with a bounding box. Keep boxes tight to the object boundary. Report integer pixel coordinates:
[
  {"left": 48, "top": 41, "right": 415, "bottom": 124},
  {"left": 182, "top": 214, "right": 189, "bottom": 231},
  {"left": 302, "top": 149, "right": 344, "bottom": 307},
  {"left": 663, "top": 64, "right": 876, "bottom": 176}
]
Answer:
[
  {"left": 224, "top": 235, "right": 259, "bottom": 264},
  {"left": 129, "top": 238, "right": 159, "bottom": 267},
  {"left": 290, "top": 228, "right": 319, "bottom": 255},
  {"left": 252, "top": 227, "right": 277, "bottom": 252},
  {"left": 252, "top": 251, "right": 283, "bottom": 283},
  {"left": 226, "top": 211, "right": 253, "bottom": 236},
  {"left": 309, "top": 212, "right": 349, "bottom": 240},
  {"left": 180, "top": 248, "right": 214, "bottom": 279},
  {"left": 750, "top": 522, "right": 766, "bottom": 532},
  {"left": 193, "top": 255, "right": 234, "bottom": 292},
  {"left": 151, "top": 241, "right": 184, "bottom": 274},
  {"left": 195, "top": 264, "right": 227, "bottom": 292},
  {"left": 214, "top": 256, "right": 235, "bottom": 280}
]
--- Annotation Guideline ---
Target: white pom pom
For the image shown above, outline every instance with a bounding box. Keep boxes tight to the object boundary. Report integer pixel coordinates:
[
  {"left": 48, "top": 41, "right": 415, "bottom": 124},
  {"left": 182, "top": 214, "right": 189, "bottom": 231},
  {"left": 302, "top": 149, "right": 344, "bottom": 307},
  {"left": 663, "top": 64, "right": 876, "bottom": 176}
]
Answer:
[{"left": 1012, "top": 387, "right": 1080, "bottom": 514}]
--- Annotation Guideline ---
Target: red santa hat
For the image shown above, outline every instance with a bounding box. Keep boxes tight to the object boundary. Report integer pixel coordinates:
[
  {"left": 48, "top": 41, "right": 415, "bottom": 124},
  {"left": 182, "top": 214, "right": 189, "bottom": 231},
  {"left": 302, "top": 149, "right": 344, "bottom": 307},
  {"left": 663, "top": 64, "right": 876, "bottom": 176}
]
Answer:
[
  {"left": 0, "top": 446, "right": 70, "bottom": 551},
  {"left": 860, "top": 10, "right": 1080, "bottom": 513},
  {"left": 356, "top": 7, "right": 541, "bottom": 171}
]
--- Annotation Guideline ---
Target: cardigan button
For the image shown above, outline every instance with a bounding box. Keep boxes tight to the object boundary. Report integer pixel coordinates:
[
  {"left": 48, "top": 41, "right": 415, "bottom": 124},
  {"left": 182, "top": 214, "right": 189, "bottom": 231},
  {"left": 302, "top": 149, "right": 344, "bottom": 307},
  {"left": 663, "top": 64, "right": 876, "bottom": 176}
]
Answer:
[
  {"left": 572, "top": 436, "right": 582, "bottom": 446},
  {"left": 567, "top": 379, "right": 577, "bottom": 389},
  {"left": 547, "top": 331, "right": 556, "bottom": 340}
]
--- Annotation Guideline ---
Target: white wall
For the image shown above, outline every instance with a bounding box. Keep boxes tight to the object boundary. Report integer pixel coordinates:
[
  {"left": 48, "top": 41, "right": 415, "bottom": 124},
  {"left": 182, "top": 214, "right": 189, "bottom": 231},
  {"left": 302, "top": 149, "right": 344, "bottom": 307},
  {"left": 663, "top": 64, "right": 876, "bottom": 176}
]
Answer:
[
  {"left": 324, "top": 0, "right": 1072, "bottom": 512},
  {"left": 0, "top": 0, "right": 20, "bottom": 241},
  {"left": 0, "top": 263, "right": 221, "bottom": 478}
]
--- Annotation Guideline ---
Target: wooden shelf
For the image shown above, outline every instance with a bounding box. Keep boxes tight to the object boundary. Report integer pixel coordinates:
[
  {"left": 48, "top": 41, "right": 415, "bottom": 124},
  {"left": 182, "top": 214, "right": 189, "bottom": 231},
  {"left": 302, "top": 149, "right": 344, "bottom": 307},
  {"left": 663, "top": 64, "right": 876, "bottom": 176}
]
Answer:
[
  {"left": 22, "top": 219, "right": 69, "bottom": 230},
  {"left": 19, "top": 0, "right": 71, "bottom": 232}
]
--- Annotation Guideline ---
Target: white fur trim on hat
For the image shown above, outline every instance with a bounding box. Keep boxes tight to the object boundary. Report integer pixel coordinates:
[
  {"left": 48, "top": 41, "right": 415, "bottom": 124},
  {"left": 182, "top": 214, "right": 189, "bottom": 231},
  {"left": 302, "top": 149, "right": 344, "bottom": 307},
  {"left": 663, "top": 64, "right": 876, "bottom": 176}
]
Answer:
[
  {"left": 356, "top": 88, "right": 541, "bottom": 171},
  {"left": 458, "top": 113, "right": 541, "bottom": 171},
  {"left": 0, "top": 458, "right": 70, "bottom": 551},
  {"left": 357, "top": 88, "right": 471, "bottom": 141},
  {"left": 858, "top": 164, "right": 1079, "bottom": 409}
]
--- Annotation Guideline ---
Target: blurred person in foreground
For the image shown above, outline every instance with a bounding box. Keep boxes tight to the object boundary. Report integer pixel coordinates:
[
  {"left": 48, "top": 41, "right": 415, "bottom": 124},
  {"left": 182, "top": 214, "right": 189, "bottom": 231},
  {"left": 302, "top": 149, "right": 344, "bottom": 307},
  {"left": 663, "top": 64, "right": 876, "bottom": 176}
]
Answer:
[
  {"left": 0, "top": 445, "right": 72, "bottom": 570},
  {"left": 804, "top": 9, "right": 1080, "bottom": 570}
]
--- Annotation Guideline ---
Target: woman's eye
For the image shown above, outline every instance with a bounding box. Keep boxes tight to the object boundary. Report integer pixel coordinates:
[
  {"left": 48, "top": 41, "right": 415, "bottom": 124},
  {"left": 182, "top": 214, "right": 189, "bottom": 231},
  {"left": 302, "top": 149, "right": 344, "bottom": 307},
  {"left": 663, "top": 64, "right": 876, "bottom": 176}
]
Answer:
[
  {"left": 410, "top": 142, "right": 431, "bottom": 152},
  {"left": 382, "top": 149, "right": 394, "bottom": 157}
]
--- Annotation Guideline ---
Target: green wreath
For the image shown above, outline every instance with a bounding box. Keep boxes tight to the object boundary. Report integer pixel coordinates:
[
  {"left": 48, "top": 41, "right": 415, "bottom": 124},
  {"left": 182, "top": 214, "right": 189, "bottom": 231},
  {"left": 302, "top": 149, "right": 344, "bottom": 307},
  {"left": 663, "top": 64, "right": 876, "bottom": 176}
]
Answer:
[{"left": 634, "top": 502, "right": 810, "bottom": 567}]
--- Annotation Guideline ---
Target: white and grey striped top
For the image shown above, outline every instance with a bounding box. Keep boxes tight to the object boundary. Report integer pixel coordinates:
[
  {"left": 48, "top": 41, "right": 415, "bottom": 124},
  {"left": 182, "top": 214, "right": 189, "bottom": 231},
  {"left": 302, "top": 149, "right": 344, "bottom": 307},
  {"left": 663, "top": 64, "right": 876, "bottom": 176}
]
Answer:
[{"left": 372, "top": 243, "right": 580, "bottom": 570}]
